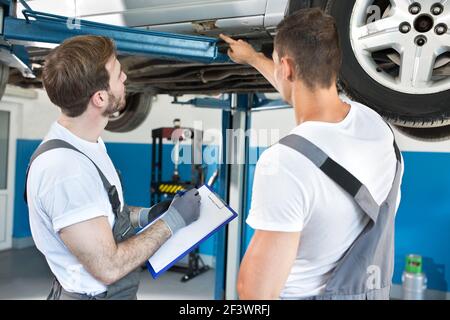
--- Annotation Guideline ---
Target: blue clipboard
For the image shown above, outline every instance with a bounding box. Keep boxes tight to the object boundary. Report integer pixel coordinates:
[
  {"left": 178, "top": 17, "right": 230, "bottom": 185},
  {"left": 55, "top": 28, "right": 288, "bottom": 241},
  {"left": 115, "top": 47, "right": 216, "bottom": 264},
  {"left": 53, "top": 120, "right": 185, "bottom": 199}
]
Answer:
[{"left": 144, "top": 184, "right": 238, "bottom": 279}]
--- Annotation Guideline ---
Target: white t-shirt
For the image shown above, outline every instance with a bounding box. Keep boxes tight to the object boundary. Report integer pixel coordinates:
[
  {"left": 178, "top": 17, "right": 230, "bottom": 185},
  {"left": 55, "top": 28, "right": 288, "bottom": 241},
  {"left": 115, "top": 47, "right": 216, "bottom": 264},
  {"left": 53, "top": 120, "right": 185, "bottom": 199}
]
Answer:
[
  {"left": 27, "top": 122, "right": 124, "bottom": 296},
  {"left": 246, "top": 97, "right": 403, "bottom": 299}
]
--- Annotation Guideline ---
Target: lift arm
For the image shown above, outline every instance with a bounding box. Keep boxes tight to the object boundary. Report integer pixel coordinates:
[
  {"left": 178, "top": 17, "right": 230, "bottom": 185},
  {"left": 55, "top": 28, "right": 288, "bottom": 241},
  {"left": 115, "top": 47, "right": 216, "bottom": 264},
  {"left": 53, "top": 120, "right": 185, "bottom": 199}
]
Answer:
[
  {"left": 172, "top": 93, "right": 291, "bottom": 112},
  {"left": 0, "top": 0, "right": 229, "bottom": 77}
]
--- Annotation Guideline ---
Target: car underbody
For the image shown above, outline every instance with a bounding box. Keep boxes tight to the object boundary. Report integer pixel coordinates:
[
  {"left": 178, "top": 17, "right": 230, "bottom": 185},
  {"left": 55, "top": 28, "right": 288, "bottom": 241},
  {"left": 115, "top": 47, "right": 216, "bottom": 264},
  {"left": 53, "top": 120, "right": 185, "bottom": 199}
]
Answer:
[{"left": 4, "top": 0, "right": 450, "bottom": 138}]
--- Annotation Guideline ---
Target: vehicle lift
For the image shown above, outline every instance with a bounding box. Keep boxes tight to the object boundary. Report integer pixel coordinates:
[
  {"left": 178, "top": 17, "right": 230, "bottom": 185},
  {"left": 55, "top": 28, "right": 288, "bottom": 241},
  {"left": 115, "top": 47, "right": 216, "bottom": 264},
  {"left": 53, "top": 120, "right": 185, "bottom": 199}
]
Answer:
[
  {"left": 0, "top": 0, "right": 229, "bottom": 79},
  {"left": 0, "top": 0, "right": 291, "bottom": 299}
]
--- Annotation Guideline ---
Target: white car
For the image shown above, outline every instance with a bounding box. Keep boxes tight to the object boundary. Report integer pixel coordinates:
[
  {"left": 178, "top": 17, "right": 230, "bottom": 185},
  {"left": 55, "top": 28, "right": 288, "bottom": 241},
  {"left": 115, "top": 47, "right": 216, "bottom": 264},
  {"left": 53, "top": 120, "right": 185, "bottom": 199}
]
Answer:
[{"left": 4, "top": 0, "right": 450, "bottom": 139}]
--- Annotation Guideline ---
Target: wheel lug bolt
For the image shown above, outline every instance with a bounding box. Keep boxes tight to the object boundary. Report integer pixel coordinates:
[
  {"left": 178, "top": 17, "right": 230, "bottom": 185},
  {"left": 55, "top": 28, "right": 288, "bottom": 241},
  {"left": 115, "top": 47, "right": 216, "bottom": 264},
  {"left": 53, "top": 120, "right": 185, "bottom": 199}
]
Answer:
[
  {"left": 415, "top": 35, "right": 427, "bottom": 46},
  {"left": 409, "top": 3, "right": 421, "bottom": 15},
  {"left": 431, "top": 3, "right": 444, "bottom": 15},
  {"left": 435, "top": 23, "right": 448, "bottom": 35},
  {"left": 400, "top": 22, "right": 411, "bottom": 33}
]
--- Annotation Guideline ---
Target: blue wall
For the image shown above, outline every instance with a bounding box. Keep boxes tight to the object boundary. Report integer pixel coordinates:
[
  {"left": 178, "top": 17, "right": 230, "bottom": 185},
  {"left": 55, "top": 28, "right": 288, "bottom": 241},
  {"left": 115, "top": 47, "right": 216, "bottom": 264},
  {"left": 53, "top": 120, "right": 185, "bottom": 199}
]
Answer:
[
  {"left": 392, "top": 152, "right": 450, "bottom": 292},
  {"left": 14, "top": 140, "right": 40, "bottom": 238},
  {"left": 13, "top": 141, "right": 450, "bottom": 292}
]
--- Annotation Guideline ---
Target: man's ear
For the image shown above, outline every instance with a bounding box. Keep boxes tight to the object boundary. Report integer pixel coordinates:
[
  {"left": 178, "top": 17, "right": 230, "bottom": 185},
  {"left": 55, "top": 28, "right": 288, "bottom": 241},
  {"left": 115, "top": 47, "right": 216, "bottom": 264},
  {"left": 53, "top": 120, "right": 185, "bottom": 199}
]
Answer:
[
  {"left": 91, "top": 91, "right": 107, "bottom": 109},
  {"left": 281, "top": 57, "right": 295, "bottom": 82}
]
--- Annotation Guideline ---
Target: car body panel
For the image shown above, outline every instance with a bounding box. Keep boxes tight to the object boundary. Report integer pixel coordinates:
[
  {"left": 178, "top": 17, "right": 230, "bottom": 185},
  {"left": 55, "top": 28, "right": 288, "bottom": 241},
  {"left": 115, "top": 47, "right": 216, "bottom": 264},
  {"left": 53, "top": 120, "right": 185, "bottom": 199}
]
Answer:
[{"left": 18, "top": 0, "right": 270, "bottom": 27}]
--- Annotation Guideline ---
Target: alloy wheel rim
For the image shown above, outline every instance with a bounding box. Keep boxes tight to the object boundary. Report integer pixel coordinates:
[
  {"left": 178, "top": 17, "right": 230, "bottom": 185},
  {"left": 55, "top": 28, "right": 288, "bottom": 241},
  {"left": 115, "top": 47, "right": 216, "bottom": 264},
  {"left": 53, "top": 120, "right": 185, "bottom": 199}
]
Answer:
[{"left": 350, "top": 0, "right": 450, "bottom": 94}]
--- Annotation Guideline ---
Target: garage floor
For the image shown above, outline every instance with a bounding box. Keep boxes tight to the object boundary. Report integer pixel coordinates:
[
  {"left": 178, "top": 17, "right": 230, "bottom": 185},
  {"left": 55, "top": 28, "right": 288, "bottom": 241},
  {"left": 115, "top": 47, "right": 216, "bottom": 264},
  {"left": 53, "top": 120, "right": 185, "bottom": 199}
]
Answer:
[{"left": 0, "top": 247, "right": 215, "bottom": 300}]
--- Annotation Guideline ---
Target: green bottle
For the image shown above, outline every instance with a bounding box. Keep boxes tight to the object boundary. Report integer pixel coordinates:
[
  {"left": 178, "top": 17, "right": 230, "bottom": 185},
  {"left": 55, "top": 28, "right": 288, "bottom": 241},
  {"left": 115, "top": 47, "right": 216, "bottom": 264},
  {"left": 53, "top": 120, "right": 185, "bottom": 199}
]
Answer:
[{"left": 402, "top": 254, "right": 427, "bottom": 300}]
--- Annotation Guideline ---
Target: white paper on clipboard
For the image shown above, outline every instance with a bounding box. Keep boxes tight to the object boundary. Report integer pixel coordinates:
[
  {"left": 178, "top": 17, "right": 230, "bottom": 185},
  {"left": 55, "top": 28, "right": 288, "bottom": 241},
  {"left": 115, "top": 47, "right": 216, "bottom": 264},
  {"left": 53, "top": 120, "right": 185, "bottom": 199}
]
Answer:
[{"left": 141, "top": 184, "right": 238, "bottom": 277}]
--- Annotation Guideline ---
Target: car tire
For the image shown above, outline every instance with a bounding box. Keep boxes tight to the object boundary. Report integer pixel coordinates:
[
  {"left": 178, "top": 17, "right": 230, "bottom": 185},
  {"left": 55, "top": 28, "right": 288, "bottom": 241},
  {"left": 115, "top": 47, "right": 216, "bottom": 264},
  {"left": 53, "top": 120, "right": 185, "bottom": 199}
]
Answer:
[
  {"left": 395, "top": 124, "right": 450, "bottom": 141},
  {"left": 326, "top": 0, "right": 450, "bottom": 130},
  {"left": 0, "top": 64, "right": 10, "bottom": 100},
  {"left": 105, "top": 92, "right": 153, "bottom": 133}
]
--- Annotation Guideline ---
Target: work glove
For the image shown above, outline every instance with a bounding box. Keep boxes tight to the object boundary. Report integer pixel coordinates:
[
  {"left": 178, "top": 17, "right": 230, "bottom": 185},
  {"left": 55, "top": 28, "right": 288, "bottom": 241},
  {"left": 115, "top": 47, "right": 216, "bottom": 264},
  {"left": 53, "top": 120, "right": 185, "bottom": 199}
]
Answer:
[
  {"left": 135, "top": 200, "right": 171, "bottom": 228},
  {"left": 161, "top": 188, "right": 201, "bottom": 235}
]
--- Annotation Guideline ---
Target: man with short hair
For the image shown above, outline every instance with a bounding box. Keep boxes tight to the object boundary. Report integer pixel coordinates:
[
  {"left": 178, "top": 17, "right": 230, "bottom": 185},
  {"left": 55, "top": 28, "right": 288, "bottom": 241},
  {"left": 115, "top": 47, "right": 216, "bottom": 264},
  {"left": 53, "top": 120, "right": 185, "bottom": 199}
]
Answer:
[
  {"left": 26, "top": 35, "right": 201, "bottom": 300},
  {"left": 221, "top": 8, "right": 403, "bottom": 300}
]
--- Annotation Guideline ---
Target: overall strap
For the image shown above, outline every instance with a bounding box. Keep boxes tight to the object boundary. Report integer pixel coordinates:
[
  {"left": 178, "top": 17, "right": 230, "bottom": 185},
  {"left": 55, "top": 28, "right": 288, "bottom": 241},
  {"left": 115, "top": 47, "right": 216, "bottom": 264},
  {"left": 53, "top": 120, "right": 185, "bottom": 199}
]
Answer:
[
  {"left": 24, "top": 139, "right": 120, "bottom": 213},
  {"left": 279, "top": 134, "right": 401, "bottom": 223}
]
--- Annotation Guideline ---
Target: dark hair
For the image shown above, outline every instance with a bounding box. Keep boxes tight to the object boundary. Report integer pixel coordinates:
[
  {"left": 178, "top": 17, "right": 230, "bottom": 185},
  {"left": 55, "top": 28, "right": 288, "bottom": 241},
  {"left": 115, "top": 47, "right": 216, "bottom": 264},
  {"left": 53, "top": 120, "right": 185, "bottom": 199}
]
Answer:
[
  {"left": 275, "top": 8, "right": 342, "bottom": 90},
  {"left": 42, "top": 35, "right": 116, "bottom": 117}
]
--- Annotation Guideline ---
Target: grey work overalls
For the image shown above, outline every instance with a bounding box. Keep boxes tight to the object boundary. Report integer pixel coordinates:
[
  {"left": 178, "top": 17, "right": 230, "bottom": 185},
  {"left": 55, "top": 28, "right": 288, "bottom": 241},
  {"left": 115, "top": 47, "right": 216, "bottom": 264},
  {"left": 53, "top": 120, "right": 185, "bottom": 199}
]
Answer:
[
  {"left": 25, "top": 139, "right": 141, "bottom": 300},
  {"left": 279, "top": 131, "right": 402, "bottom": 300}
]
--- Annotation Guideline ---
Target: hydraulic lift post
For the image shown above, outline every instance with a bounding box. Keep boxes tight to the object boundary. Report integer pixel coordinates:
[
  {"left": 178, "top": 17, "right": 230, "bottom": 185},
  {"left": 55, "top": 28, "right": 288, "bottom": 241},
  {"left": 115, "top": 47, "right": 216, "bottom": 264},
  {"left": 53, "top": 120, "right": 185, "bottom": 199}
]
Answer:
[{"left": 173, "top": 93, "right": 291, "bottom": 299}]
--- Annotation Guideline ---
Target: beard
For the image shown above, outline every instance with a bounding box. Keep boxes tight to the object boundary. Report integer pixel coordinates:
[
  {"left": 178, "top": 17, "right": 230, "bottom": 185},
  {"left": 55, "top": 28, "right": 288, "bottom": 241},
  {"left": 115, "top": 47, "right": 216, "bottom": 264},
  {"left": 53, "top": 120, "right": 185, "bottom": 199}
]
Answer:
[{"left": 102, "top": 91, "right": 126, "bottom": 117}]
